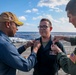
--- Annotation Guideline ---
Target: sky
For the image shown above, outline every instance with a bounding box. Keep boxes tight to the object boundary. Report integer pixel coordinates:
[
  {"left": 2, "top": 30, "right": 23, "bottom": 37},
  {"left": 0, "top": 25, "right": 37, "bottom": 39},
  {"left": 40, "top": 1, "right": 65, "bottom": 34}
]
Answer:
[{"left": 0, "top": 0, "right": 76, "bottom": 32}]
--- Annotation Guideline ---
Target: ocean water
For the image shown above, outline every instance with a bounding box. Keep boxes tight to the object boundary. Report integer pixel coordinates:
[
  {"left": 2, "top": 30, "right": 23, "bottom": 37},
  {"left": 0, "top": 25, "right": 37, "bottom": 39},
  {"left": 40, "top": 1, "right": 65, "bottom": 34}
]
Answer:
[
  {"left": 10, "top": 32, "right": 76, "bottom": 42},
  {"left": 15, "top": 32, "right": 40, "bottom": 40}
]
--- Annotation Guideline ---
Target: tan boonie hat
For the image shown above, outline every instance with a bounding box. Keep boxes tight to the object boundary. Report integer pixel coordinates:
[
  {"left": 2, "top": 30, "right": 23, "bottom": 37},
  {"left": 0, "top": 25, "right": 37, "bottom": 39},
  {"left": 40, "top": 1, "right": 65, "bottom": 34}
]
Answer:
[{"left": 0, "top": 12, "right": 23, "bottom": 26}]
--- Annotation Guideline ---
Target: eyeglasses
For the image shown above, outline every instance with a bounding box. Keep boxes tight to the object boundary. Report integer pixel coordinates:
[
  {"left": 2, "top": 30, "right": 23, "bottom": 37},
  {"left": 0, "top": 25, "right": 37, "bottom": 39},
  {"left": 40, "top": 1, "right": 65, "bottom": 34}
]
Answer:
[{"left": 38, "top": 25, "right": 50, "bottom": 29}]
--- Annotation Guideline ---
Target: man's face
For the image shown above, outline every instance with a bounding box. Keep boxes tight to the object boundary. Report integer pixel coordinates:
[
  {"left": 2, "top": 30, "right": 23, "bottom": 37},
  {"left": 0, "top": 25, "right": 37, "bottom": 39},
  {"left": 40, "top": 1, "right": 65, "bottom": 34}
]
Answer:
[
  {"left": 8, "top": 22, "right": 18, "bottom": 37},
  {"left": 38, "top": 21, "right": 51, "bottom": 38},
  {"left": 67, "top": 10, "right": 76, "bottom": 28}
]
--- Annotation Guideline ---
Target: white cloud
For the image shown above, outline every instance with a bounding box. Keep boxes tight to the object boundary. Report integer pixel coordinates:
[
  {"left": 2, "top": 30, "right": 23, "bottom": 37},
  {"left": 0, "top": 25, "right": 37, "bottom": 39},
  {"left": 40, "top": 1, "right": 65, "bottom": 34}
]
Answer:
[
  {"left": 25, "top": 10, "right": 31, "bottom": 13},
  {"left": 37, "top": 0, "right": 69, "bottom": 12},
  {"left": 49, "top": 7, "right": 63, "bottom": 12},
  {"left": 25, "top": 8, "right": 38, "bottom": 13},
  {"left": 25, "top": 23, "right": 34, "bottom": 26},
  {"left": 19, "top": 16, "right": 26, "bottom": 21},
  {"left": 18, "top": 22, "right": 38, "bottom": 32},
  {"left": 32, "top": 14, "right": 53, "bottom": 20},
  {"left": 32, "top": 14, "right": 61, "bottom": 23},
  {"left": 53, "top": 8, "right": 63, "bottom": 12},
  {"left": 32, "top": 8, "right": 38, "bottom": 12},
  {"left": 33, "top": 16, "right": 43, "bottom": 20},
  {"left": 52, "top": 17, "right": 68, "bottom": 26},
  {"left": 38, "top": 0, "right": 69, "bottom": 8},
  {"left": 22, "top": 22, "right": 36, "bottom": 26},
  {"left": 51, "top": 17, "right": 75, "bottom": 32},
  {"left": 52, "top": 23, "right": 76, "bottom": 32},
  {"left": 59, "top": 17, "right": 68, "bottom": 23}
]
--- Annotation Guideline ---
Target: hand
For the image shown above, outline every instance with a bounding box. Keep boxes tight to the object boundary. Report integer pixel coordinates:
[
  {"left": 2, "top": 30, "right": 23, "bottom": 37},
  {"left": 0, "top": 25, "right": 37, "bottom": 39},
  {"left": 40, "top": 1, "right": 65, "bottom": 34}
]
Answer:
[
  {"left": 33, "top": 40, "right": 41, "bottom": 53},
  {"left": 51, "top": 44, "right": 62, "bottom": 54},
  {"left": 53, "top": 36, "right": 64, "bottom": 44},
  {"left": 24, "top": 40, "right": 34, "bottom": 49}
]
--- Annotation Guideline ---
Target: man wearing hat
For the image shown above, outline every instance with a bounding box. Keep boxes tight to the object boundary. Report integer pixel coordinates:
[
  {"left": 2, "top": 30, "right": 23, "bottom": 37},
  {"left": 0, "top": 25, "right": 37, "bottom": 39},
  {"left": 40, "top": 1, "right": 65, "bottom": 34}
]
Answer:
[{"left": 0, "top": 12, "right": 41, "bottom": 75}]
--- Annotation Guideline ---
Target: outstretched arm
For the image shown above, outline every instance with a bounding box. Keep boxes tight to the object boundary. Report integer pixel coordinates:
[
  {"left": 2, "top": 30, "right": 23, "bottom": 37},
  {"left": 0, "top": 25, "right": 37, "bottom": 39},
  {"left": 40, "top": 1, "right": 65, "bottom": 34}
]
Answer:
[
  {"left": 51, "top": 44, "right": 70, "bottom": 73},
  {"left": 53, "top": 36, "right": 70, "bottom": 44},
  {"left": 18, "top": 40, "right": 34, "bottom": 54},
  {"left": 0, "top": 41, "right": 41, "bottom": 72}
]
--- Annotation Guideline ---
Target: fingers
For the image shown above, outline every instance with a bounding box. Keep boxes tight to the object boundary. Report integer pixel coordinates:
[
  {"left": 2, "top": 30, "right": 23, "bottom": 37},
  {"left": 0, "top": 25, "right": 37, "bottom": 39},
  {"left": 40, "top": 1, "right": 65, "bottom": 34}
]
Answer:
[
  {"left": 51, "top": 44, "right": 62, "bottom": 54},
  {"left": 53, "top": 37, "right": 58, "bottom": 44},
  {"left": 24, "top": 40, "right": 34, "bottom": 49},
  {"left": 33, "top": 40, "right": 41, "bottom": 49},
  {"left": 53, "top": 36, "right": 63, "bottom": 44},
  {"left": 51, "top": 44, "right": 56, "bottom": 50},
  {"left": 33, "top": 40, "right": 41, "bottom": 53}
]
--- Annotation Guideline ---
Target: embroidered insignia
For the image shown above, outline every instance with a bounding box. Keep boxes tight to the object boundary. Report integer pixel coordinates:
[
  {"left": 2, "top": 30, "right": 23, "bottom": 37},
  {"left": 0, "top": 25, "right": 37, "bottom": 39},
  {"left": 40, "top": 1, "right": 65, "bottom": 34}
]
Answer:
[{"left": 69, "top": 53, "right": 76, "bottom": 64}]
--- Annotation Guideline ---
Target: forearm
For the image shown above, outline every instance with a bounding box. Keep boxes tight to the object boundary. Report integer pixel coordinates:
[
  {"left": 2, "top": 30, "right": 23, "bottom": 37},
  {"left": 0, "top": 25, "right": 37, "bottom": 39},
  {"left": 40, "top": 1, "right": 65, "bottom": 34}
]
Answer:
[
  {"left": 18, "top": 45, "right": 26, "bottom": 54},
  {"left": 2, "top": 48, "right": 37, "bottom": 72},
  {"left": 62, "top": 36, "right": 76, "bottom": 46},
  {"left": 57, "top": 52, "right": 70, "bottom": 73},
  {"left": 18, "top": 52, "right": 37, "bottom": 71},
  {"left": 70, "top": 37, "right": 76, "bottom": 45},
  {"left": 62, "top": 36, "right": 70, "bottom": 42},
  {"left": 17, "top": 40, "right": 34, "bottom": 54}
]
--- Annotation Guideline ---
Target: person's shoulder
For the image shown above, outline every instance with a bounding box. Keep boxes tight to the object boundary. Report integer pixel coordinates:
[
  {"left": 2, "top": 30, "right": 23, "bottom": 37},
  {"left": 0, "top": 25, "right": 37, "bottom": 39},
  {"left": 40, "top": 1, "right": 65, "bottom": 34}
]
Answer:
[
  {"left": 55, "top": 41, "right": 66, "bottom": 53},
  {"left": 0, "top": 37, "right": 8, "bottom": 48},
  {"left": 55, "top": 41, "right": 64, "bottom": 49},
  {"left": 0, "top": 36, "right": 5, "bottom": 43},
  {"left": 0, "top": 36, "right": 10, "bottom": 46}
]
